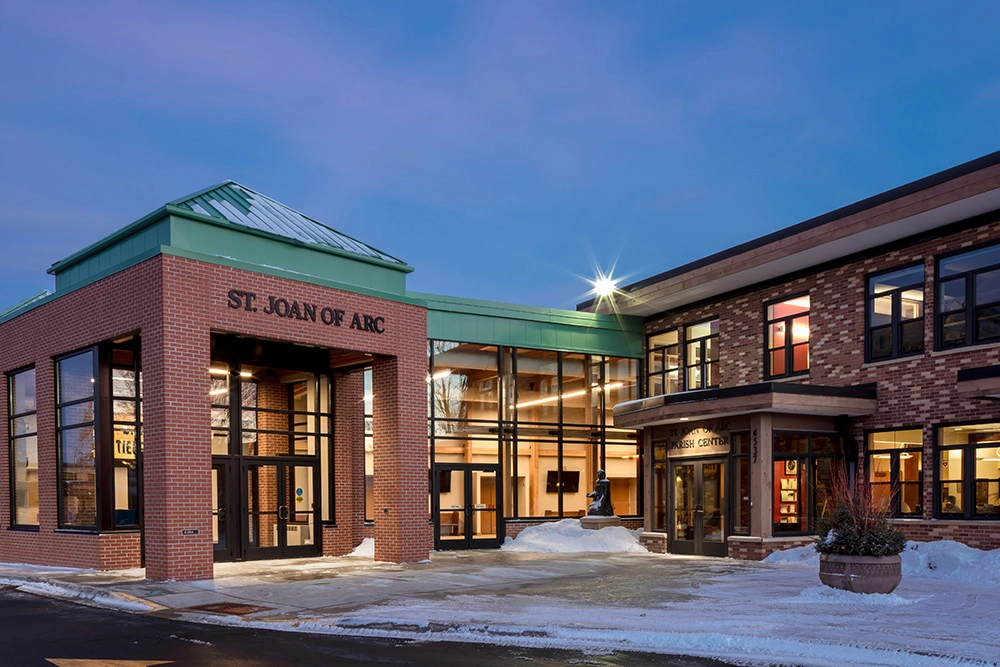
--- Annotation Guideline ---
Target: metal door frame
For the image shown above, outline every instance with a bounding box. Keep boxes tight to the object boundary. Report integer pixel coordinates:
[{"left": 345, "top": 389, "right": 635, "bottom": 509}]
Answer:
[
  {"left": 433, "top": 463, "right": 502, "bottom": 550},
  {"left": 668, "top": 457, "right": 728, "bottom": 557}
]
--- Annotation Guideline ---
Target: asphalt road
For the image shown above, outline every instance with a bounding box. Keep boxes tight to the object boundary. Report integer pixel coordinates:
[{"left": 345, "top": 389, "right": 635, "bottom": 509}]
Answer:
[{"left": 0, "top": 585, "right": 743, "bottom": 667}]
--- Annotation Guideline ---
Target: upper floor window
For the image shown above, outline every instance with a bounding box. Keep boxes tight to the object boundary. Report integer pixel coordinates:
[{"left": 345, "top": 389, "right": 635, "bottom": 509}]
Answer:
[
  {"left": 8, "top": 367, "right": 38, "bottom": 527},
  {"left": 868, "top": 265, "right": 924, "bottom": 361},
  {"left": 867, "top": 428, "right": 922, "bottom": 517},
  {"left": 937, "top": 423, "right": 1000, "bottom": 519},
  {"left": 646, "top": 329, "right": 680, "bottom": 396},
  {"left": 937, "top": 242, "right": 1000, "bottom": 349},
  {"left": 685, "top": 319, "right": 719, "bottom": 390},
  {"left": 765, "top": 296, "right": 809, "bottom": 378}
]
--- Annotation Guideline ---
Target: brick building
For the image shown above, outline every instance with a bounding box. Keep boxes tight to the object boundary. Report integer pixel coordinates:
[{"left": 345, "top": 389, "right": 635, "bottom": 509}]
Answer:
[
  {"left": 5, "top": 152, "right": 1000, "bottom": 580},
  {"left": 0, "top": 182, "right": 641, "bottom": 580},
  {"left": 581, "top": 151, "right": 1000, "bottom": 559}
]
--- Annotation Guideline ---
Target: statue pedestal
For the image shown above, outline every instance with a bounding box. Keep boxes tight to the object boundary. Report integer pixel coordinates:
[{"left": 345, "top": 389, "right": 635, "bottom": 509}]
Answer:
[{"left": 580, "top": 515, "right": 621, "bottom": 530}]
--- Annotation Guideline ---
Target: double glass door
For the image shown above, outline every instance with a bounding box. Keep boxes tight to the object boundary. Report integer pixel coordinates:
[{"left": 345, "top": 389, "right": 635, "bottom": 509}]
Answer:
[
  {"left": 670, "top": 458, "right": 727, "bottom": 556},
  {"left": 433, "top": 464, "right": 501, "bottom": 549},
  {"left": 214, "top": 459, "right": 320, "bottom": 561}
]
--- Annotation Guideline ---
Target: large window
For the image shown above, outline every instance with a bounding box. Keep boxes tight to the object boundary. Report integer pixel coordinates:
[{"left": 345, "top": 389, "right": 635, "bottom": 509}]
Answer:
[
  {"left": 867, "top": 265, "right": 924, "bottom": 361},
  {"left": 772, "top": 432, "right": 841, "bottom": 534},
  {"left": 646, "top": 330, "right": 680, "bottom": 397},
  {"left": 937, "top": 423, "right": 1000, "bottom": 519},
  {"left": 685, "top": 319, "right": 719, "bottom": 390},
  {"left": 364, "top": 368, "right": 373, "bottom": 522},
  {"left": 867, "top": 428, "right": 922, "bottom": 517},
  {"left": 57, "top": 349, "right": 98, "bottom": 528},
  {"left": 8, "top": 367, "right": 37, "bottom": 527},
  {"left": 110, "top": 346, "right": 141, "bottom": 527},
  {"left": 937, "top": 242, "right": 1000, "bottom": 348},
  {"left": 428, "top": 342, "right": 640, "bottom": 520},
  {"left": 765, "top": 296, "right": 810, "bottom": 378}
]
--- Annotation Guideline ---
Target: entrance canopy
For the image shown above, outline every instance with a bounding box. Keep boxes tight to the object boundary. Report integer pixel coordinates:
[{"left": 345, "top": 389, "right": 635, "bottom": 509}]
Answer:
[{"left": 613, "top": 382, "right": 878, "bottom": 428}]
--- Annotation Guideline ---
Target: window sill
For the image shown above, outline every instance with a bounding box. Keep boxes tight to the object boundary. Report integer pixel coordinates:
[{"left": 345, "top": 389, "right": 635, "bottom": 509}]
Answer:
[
  {"left": 931, "top": 340, "right": 1000, "bottom": 357},
  {"left": 861, "top": 354, "right": 924, "bottom": 369},
  {"left": 764, "top": 373, "right": 810, "bottom": 383},
  {"left": 7, "top": 525, "right": 40, "bottom": 533}
]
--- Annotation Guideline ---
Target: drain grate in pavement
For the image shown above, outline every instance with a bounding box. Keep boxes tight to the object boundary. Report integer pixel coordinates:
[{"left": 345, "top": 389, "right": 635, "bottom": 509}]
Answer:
[{"left": 187, "top": 602, "right": 273, "bottom": 616}]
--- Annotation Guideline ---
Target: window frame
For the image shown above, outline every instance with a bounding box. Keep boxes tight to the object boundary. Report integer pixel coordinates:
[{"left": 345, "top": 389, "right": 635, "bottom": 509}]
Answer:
[
  {"left": 764, "top": 294, "right": 810, "bottom": 379},
  {"left": 771, "top": 431, "right": 842, "bottom": 536},
  {"left": 55, "top": 347, "right": 99, "bottom": 530},
  {"left": 864, "top": 427, "right": 923, "bottom": 518},
  {"left": 865, "top": 262, "right": 925, "bottom": 362},
  {"left": 8, "top": 365, "right": 38, "bottom": 530},
  {"left": 684, "top": 318, "right": 720, "bottom": 391},
  {"left": 934, "top": 420, "right": 1000, "bottom": 520},
  {"left": 935, "top": 241, "right": 1000, "bottom": 350},
  {"left": 645, "top": 328, "right": 680, "bottom": 398}
]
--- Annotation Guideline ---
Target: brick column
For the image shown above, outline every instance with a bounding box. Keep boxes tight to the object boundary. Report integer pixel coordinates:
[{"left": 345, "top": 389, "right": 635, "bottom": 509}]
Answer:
[
  {"left": 142, "top": 269, "right": 214, "bottom": 581},
  {"left": 325, "top": 370, "right": 365, "bottom": 555},
  {"left": 372, "top": 353, "right": 431, "bottom": 563}
]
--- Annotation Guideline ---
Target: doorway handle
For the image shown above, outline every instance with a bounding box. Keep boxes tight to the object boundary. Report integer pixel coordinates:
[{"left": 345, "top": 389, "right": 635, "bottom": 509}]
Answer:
[
  {"left": 278, "top": 505, "right": 289, "bottom": 520},
  {"left": 217, "top": 508, "right": 226, "bottom": 518}
]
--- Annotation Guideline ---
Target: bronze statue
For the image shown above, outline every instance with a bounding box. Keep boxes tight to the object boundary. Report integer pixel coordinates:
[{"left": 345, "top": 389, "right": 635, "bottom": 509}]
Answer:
[{"left": 587, "top": 469, "right": 614, "bottom": 516}]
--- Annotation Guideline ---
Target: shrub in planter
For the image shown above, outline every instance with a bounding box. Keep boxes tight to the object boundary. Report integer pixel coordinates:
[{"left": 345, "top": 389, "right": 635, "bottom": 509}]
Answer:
[{"left": 814, "top": 467, "right": 906, "bottom": 594}]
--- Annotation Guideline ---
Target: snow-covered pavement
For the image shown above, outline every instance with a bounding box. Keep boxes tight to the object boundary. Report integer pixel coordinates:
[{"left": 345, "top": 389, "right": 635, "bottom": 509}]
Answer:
[{"left": 0, "top": 521, "right": 997, "bottom": 667}]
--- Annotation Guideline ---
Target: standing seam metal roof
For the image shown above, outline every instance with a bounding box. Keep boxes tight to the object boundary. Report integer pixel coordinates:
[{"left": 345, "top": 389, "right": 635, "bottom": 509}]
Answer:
[{"left": 170, "top": 181, "right": 406, "bottom": 265}]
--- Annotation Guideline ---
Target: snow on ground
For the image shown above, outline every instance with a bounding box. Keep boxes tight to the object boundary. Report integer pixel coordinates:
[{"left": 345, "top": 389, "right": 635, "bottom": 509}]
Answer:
[
  {"left": 350, "top": 537, "right": 375, "bottom": 558},
  {"left": 501, "top": 518, "right": 647, "bottom": 553},
  {"left": 765, "top": 539, "right": 1000, "bottom": 585}
]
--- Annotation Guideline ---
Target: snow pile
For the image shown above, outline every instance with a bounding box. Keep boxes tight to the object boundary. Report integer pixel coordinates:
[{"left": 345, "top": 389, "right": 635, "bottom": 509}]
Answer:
[
  {"left": 501, "top": 519, "right": 646, "bottom": 553},
  {"left": 765, "top": 539, "right": 1000, "bottom": 585},
  {"left": 350, "top": 538, "right": 375, "bottom": 558}
]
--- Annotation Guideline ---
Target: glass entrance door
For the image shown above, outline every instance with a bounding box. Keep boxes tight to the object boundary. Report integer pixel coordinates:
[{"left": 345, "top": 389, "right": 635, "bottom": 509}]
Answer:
[
  {"left": 434, "top": 464, "right": 501, "bottom": 550},
  {"left": 244, "top": 461, "right": 319, "bottom": 560},
  {"left": 212, "top": 460, "right": 238, "bottom": 561},
  {"left": 670, "top": 458, "right": 727, "bottom": 556}
]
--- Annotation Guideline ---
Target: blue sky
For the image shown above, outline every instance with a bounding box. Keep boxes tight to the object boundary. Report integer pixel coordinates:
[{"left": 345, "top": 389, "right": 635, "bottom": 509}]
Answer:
[{"left": 2, "top": 1, "right": 1000, "bottom": 312}]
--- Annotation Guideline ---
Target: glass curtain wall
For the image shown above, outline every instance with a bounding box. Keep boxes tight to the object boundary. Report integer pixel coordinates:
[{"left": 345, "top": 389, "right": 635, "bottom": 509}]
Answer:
[
  {"left": 428, "top": 340, "right": 639, "bottom": 520},
  {"left": 772, "top": 432, "right": 841, "bottom": 534}
]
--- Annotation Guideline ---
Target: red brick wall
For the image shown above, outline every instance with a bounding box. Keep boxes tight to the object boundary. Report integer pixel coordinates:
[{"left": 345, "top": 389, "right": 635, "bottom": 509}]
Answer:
[
  {"left": 643, "top": 220, "right": 1000, "bottom": 554},
  {"left": 323, "top": 370, "right": 366, "bottom": 556},
  {"left": 0, "top": 252, "right": 430, "bottom": 578}
]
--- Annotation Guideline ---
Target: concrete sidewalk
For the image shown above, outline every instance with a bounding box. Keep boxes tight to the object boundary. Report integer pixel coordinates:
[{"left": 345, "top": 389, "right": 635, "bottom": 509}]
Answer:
[{"left": 0, "top": 550, "right": 995, "bottom": 667}]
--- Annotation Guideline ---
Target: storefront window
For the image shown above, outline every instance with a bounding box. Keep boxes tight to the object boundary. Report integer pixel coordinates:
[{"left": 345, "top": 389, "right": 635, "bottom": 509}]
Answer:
[
  {"left": 937, "top": 423, "right": 1000, "bottom": 519},
  {"left": 646, "top": 330, "right": 680, "bottom": 397},
  {"left": 867, "top": 265, "right": 924, "bottom": 361},
  {"left": 866, "top": 428, "right": 922, "bottom": 516},
  {"left": 652, "top": 442, "right": 667, "bottom": 531},
  {"left": 765, "top": 295, "right": 809, "bottom": 378},
  {"left": 428, "top": 342, "right": 640, "bottom": 522},
  {"left": 685, "top": 319, "right": 719, "bottom": 390},
  {"left": 773, "top": 432, "right": 841, "bottom": 534},
  {"left": 110, "top": 347, "right": 141, "bottom": 527},
  {"left": 937, "top": 242, "right": 1000, "bottom": 348},
  {"left": 8, "top": 367, "right": 37, "bottom": 527},
  {"left": 57, "top": 349, "right": 98, "bottom": 528}
]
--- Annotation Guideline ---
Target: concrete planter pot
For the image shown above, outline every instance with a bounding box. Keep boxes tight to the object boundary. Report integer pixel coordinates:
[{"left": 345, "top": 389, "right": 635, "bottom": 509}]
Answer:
[{"left": 818, "top": 553, "right": 902, "bottom": 594}]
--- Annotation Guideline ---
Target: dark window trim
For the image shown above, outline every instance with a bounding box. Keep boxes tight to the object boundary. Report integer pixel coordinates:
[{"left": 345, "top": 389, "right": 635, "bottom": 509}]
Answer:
[
  {"left": 865, "top": 261, "right": 926, "bottom": 363},
  {"left": 7, "top": 364, "right": 38, "bottom": 529},
  {"left": 730, "top": 430, "right": 752, "bottom": 535},
  {"left": 645, "top": 328, "right": 680, "bottom": 398},
  {"left": 934, "top": 239, "right": 1000, "bottom": 351},
  {"left": 863, "top": 426, "right": 924, "bottom": 518},
  {"left": 55, "top": 346, "right": 99, "bottom": 531},
  {"left": 683, "top": 317, "right": 720, "bottom": 391},
  {"left": 932, "top": 419, "right": 1000, "bottom": 520},
  {"left": 771, "top": 430, "right": 843, "bottom": 536},
  {"left": 763, "top": 292, "right": 810, "bottom": 380}
]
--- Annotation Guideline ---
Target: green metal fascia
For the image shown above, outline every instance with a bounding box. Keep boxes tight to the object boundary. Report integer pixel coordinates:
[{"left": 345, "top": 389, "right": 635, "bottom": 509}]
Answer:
[
  {"left": 48, "top": 206, "right": 172, "bottom": 276},
  {"left": 416, "top": 292, "right": 643, "bottom": 358},
  {"left": 166, "top": 214, "right": 409, "bottom": 296},
  {"left": 0, "top": 290, "right": 57, "bottom": 325},
  {"left": 162, "top": 246, "right": 428, "bottom": 307},
  {"left": 53, "top": 220, "right": 171, "bottom": 293}
]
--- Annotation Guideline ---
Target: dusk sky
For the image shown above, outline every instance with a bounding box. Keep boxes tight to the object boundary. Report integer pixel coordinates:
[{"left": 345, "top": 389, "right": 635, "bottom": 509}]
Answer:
[{"left": 2, "top": 2, "right": 1000, "bottom": 312}]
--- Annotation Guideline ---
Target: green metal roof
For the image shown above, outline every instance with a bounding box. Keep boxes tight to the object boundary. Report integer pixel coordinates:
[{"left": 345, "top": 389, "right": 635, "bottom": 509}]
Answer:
[{"left": 170, "top": 181, "right": 405, "bottom": 266}]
